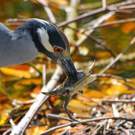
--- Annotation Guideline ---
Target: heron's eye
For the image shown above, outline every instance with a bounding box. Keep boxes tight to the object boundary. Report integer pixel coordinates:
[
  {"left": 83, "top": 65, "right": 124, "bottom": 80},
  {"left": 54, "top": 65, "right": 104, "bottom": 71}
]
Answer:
[{"left": 54, "top": 46, "right": 64, "bottom": 53}]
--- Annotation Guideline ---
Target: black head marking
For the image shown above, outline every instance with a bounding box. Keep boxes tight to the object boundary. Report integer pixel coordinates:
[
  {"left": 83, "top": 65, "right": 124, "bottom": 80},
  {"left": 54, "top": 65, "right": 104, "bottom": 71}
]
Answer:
[
  {"left": 46, "top": 24, "right": 69, "bottom": 51},
  {"left": 16, "top": 19, "right": 69, "bottom": 60}
]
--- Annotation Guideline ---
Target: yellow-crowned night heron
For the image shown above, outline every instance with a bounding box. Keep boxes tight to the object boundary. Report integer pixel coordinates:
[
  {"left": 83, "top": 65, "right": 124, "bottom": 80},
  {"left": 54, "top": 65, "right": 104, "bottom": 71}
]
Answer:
[{"left": 0, "top": 18, "right": 79, "bottom": 83}]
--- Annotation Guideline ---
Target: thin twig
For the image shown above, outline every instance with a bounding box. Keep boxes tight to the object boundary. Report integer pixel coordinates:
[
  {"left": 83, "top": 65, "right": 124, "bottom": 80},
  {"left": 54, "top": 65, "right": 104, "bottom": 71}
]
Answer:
[
  {"left": 102, "top": 100, "right": 135, "bottom": 104},
  {"left": 12, "top": 99, "right": 34, "bottom": 106},
  {"left": 86, "top": 35, "right": 115, "bottom": 57},
  {"left": 99, "top": 42, "right": 134, "bottom": 74},
  {"left": 58, "top": 8, "right": 107, "bottom": 27},
  {"left": 46, "top": 114, "right": 72, "bottom": 121},
  {"left": 85, "top": 18, "right": 135, "bottom": 28},
  {"left": 42, "top": 64, "right": 46, "bottom": 85},
  {"left": 37, "top": 0, "right": 56, "bottom": 23}
]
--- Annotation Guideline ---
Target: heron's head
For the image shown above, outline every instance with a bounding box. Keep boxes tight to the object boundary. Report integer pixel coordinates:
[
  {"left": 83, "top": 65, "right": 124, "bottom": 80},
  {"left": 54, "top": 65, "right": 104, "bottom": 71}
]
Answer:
[{"left": 22, "top": 19, "right": 79, "bottom": 82}]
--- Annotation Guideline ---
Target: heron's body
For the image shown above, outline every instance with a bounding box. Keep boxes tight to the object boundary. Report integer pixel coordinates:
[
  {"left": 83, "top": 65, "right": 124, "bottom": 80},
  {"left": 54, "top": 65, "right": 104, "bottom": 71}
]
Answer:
[{"left": 0, "top": 23, "right": 38, "bottom": 66}]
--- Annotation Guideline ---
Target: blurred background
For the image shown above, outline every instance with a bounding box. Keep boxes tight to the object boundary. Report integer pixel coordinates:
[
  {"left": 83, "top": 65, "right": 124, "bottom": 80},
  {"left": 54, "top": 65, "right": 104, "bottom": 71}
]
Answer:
[{"left": 0, "top": 0, "right": 135, "bottom": 134}]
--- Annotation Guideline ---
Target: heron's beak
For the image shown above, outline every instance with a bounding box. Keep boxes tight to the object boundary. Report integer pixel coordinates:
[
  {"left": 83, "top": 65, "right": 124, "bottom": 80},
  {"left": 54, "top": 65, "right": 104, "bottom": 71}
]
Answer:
[{"left": 57, "top": 55, "right": 78, "bottom": 84}]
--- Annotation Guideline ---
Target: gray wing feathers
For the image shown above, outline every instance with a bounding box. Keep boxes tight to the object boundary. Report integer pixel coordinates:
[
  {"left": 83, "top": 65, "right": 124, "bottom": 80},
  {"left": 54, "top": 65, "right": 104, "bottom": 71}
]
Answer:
[{"left": 0, "top": 24, "right": 38, "bottom": 67}]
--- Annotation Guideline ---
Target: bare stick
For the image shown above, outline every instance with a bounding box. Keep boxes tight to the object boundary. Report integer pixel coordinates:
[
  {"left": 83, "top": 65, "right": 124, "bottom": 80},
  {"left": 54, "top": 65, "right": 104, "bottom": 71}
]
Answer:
[
  {"left": 102, "top": 0, "right": 107, "bottom": 9},
  {"left": 42, "top": 64, "right": 46, "bottom": 86},
  {"left": 46, "top": 114, "right": 72, "bottom": 121},
  {"left": 37, "top": 0, "right": 56, "bottom": 23},
  {"left": 99, "top": 42, "right": 133, "bottom": 75},
  {"left": 97, "top": 18, "right": 135, "bottom": 28},
  {"left": 102, "top": 100, "right": 135, "bottom": 104}
]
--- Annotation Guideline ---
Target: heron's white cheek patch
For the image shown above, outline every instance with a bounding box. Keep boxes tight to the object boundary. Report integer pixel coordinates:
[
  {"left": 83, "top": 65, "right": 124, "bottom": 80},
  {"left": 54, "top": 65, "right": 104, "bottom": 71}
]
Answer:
[{"left": 37, "top": 28, "right": 54, "bottom": 52}]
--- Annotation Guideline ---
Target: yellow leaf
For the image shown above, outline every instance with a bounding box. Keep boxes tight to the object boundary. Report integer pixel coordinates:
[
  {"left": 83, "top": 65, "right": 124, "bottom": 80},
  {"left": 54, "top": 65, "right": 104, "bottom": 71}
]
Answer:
[
  {"left": 68, "top": 99, "right": 90, "bottom": 116},
  {"left": 26, "top": 126, "right": 47, "bottom": 135},
  {"left": 19, "top": 78, "right": 41, "bottom": 85},
  {"left": 0, "top": 67, "right": 31, "bottom": 78},
  {"left": 0, "top": 113, "right": 8, "bottom": 125},
  {"left": 96, "top": 51, "right": 111, "bottom": 58},
  {"left": 103, "top": 85, "right": 134, "bottom": 96},
  {"left": 83, "top": 90, "right": 106, "bottom": 98}
]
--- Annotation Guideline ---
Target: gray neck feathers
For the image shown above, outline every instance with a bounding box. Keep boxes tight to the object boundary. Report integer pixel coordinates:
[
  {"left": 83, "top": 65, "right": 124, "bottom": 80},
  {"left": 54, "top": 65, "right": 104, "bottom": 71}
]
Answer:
[{"left": 0, "top": 23, "right": 38, "bottom": 67}]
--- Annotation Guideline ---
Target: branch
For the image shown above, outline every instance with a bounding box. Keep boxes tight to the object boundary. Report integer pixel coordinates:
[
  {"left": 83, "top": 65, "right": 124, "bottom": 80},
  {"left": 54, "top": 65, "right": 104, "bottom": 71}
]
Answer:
[
  {"left": 102, "top": 100, "right": 135, "bottom": 104},
  {"left": 37, "top": 0, "right": 56, "bottom": 23},
  {"left": 102, "top": 0, "right": 107, "bottom": 9},
  {"left": 97, "top": 18, "right": 135, "bottom": 28},
  {"left": 46, "top": 114, "right": 72, "bottom": 121},
  {"left": 58, "top": 8, "right": 107, "bottom": 27}
]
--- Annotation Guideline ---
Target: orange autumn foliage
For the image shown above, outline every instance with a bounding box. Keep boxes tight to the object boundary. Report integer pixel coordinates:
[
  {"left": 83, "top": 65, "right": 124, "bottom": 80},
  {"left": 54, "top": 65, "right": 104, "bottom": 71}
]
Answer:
[{"left": 121, "top": 22, "right": 135, "bottom": 33}]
